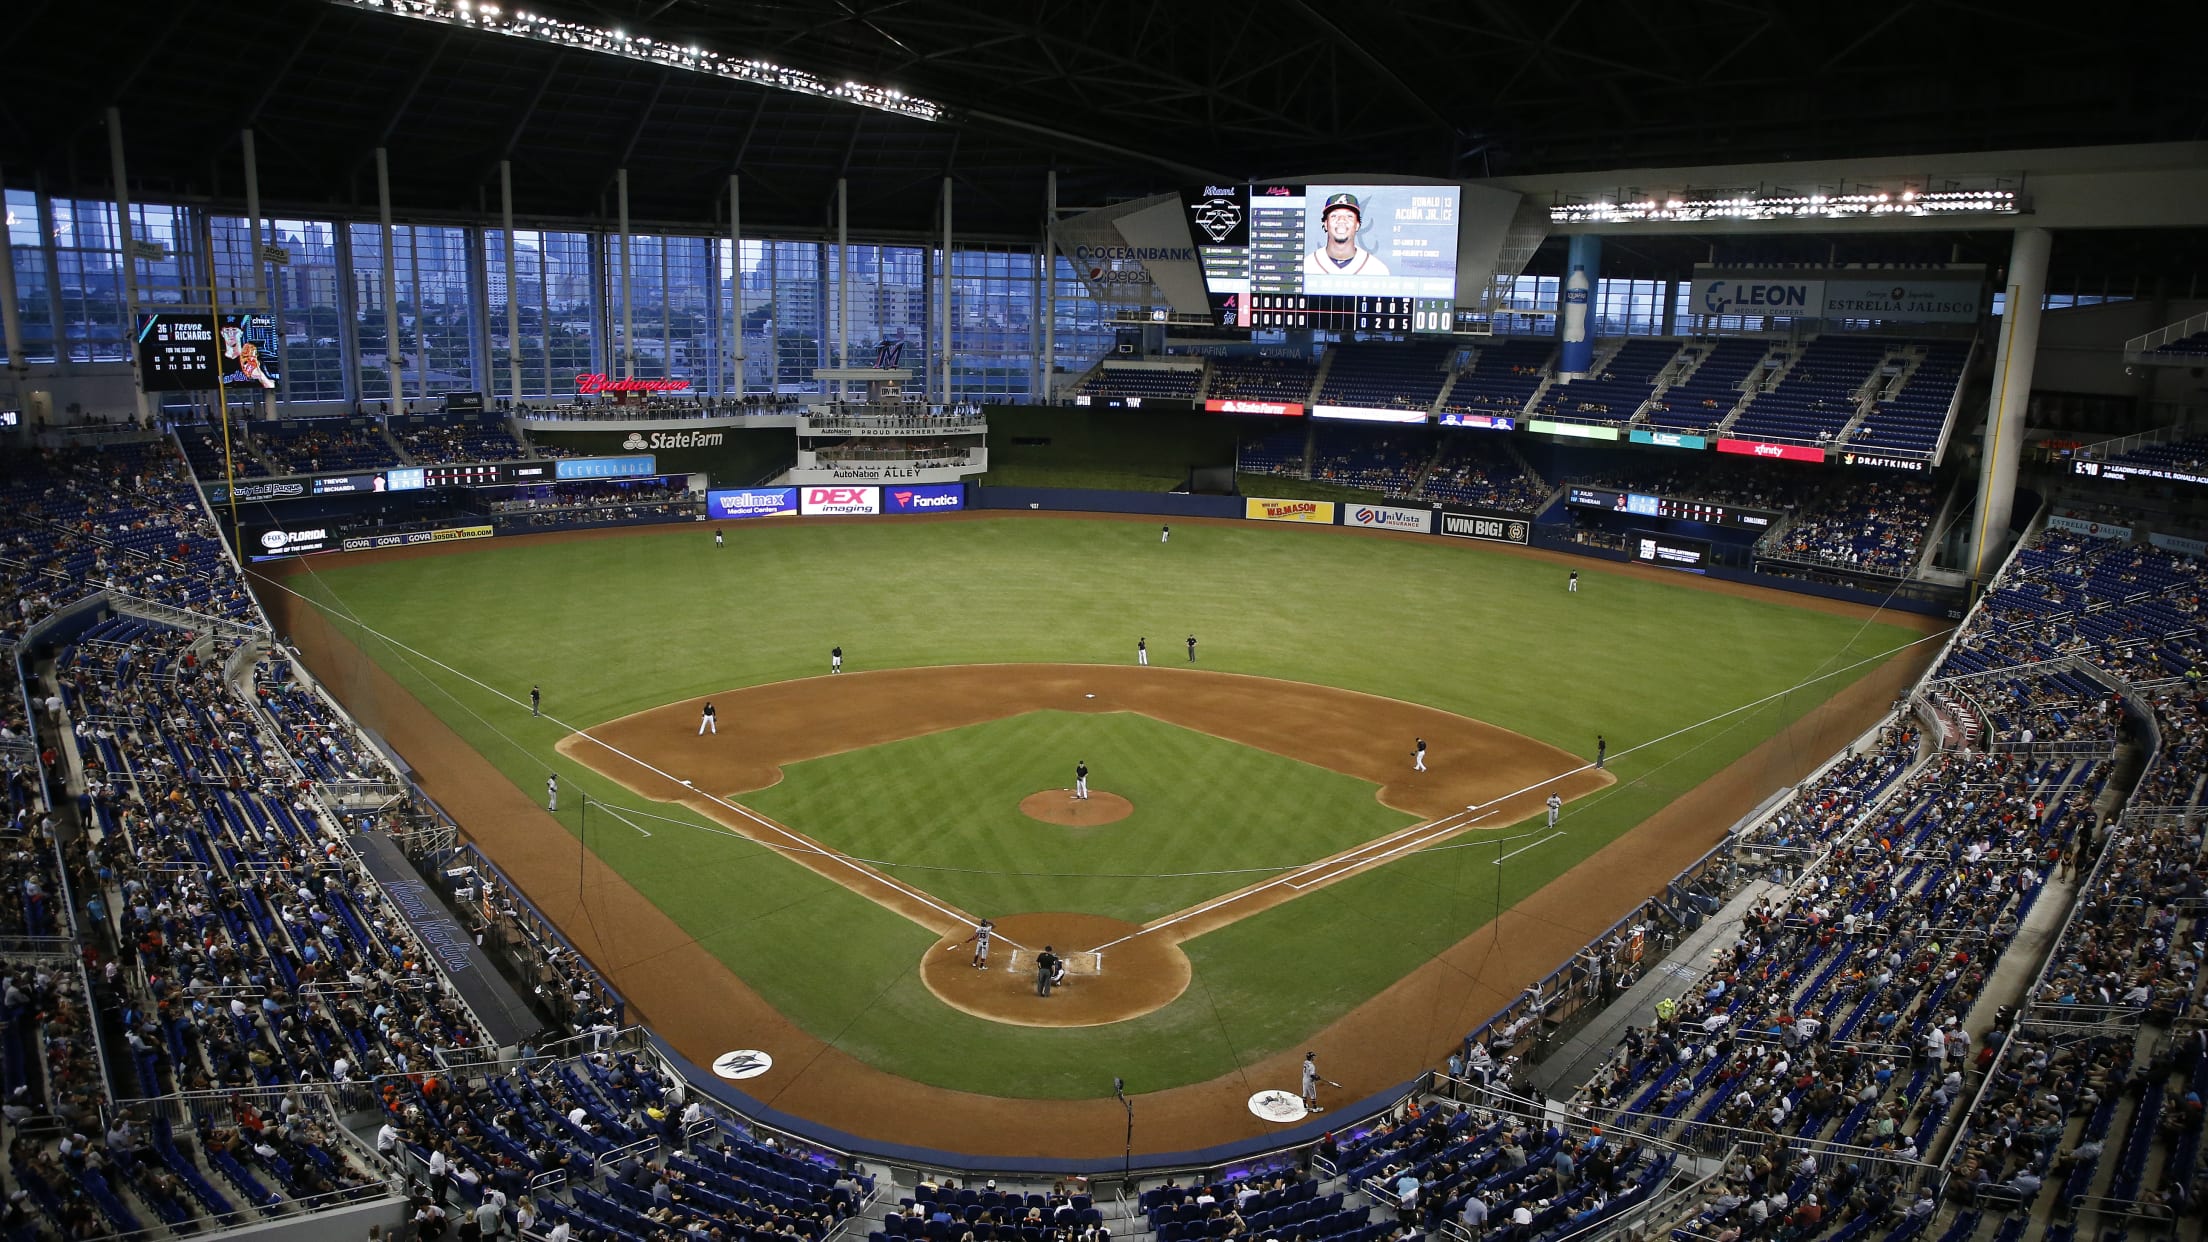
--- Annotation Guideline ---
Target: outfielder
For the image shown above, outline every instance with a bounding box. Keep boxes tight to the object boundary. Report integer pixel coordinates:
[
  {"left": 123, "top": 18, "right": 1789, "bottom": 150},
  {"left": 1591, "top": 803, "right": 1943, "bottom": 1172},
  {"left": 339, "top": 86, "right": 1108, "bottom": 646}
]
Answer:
[
  {"left": 1075, "top": 761, "right": 1089, "bottom": 800},
  {"left": 698, "top": 702, "right": 718, "bottom": 735},
  {"left": 715, "top": 529, "right": 724, "bottom": 549},
  {"left": 1546, "top": 792, "right": 1562, "bottom": 828},
  {"left": 1305, "top": 193, "right": 1391, "bottom": 277},
  {"left": 1568, "top": 571, "right": 1578, "bottom": 593},
  {"left": 1160, "top": 524, "right": 1170, "bottom": 544},
  {"left": 1414, "top": 737, "right": 1427, "bottom": 772}
]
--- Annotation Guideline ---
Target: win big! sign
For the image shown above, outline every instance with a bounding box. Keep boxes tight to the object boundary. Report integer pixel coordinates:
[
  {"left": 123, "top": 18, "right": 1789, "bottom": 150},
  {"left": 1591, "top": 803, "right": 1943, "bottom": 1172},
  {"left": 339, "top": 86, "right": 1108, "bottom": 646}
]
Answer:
[{"left": 800, "top": 486, "right": 880, "bottom": 515}]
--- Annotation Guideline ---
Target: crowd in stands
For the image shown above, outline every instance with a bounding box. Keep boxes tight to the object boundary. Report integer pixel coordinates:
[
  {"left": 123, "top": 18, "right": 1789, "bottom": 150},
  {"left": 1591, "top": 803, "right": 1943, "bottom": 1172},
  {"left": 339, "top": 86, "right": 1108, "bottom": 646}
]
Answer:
[
  {"left": 1728, "top": 336, "right": 1889, "bottom": 447},
  {"left": 1077, "top": 367, "right": 1204, "bottom": 403},
  {"left": 1567, "top": 457, "right": 1814, "bottom": 514},
  {"left": 1315, "top": 342, "right": 1454, "bottom": 414},
  {"left": 1309, "top": 427, "right": 1433, "bottom": 496},
  {"left": 252, "top": 420, "right": 403, "bottom": 475},
  {"left": 1418, "top": 437, "right": 1545, "bottom": 512},
  {"left": 1207, "top": 356, "right": 1321, "bottom": 405},
  {"left": 1438, "top": 340, "right": 1553, "bottom": 416},
  {"left": 1766, "top": 478, "right": 1939, "bottom": 576},
  {"left": 393, "top": 418, "right": 530, "bottom": 465},
  {"left": 175, "top": 422, "right": 273, "bottom": 480},
  {"left": 814, "top": 440, "right": 977, "bottom": 468},
  {"left": 488, "top": 478, "right": 698, "bottom": 526},
  {"left": 1529, "top": 339, "right": 1679, "bottom": 423},
  {"left": 806, "top": 404, "right": 987, "bottom": 430},
  {"left": 1642, "top": 338, "right": 1769, "bottom": 435}
]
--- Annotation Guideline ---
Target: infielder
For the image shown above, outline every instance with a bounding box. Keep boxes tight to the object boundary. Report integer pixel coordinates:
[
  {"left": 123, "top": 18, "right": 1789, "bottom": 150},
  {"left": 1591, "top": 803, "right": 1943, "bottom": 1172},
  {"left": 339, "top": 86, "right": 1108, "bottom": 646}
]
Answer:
[
  {"left": 698, "top": 702, "right": 718, "bottom": 735},
  {"left": 1187, "top": 634, "right": 1197, "bottom": 662},
  {"left": 1596, "top": 735, "right": 1607, "bottom": 769},
  {"left": 1414, "top": 737, "right": 1427, "bottom": 772},
  {"left": 950, "top": 918, "right": 995, "bottom": 968},
  {"left": 831, "top": 646, "right": 843, "bottom": 674},
  {"left": 530, "top": 684, "right": 540, "bottom": 717},
  {"left": 1546, "top": 792, "right": 1562, "bottom": 828},
  {"left": 546, "top": 773, "right": 558, "bottom": 812},
  {"left": 1075, "top": 761, "right": 1089, "bottom": 800},
  {"left": 1305, "top": 193, "right": 1391, "bottom": 277},
  {"left": 1301, "top": 1052, "right": 1324, "bottom": 1112},
  {"left": 1137, "top": 637, "right": 1148, "bottom": 666}
]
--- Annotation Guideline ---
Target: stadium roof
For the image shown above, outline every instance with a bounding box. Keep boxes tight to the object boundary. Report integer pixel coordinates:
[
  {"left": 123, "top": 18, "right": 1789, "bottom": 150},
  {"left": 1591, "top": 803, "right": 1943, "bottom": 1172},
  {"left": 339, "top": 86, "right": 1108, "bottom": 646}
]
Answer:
[{"left": 9, "top": 0, "right": 2208, "bottom": 280}]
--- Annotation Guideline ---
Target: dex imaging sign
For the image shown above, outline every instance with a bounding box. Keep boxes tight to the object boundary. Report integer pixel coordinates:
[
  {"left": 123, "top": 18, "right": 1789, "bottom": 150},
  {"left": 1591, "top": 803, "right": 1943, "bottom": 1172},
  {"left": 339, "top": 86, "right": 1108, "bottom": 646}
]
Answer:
[{"left": 800, "top": 486, "right": 880, "bottom": 515}]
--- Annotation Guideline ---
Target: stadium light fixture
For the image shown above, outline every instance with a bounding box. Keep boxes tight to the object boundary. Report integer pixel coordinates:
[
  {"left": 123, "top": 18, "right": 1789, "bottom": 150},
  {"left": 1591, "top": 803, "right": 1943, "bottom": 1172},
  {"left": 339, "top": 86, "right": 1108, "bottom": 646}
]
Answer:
[
  {"left": 337, "top": 0, "right": 948, "bottom": 123},
  {"left": 1549, "top": 179, "right": 2022, "bottom": 225}
]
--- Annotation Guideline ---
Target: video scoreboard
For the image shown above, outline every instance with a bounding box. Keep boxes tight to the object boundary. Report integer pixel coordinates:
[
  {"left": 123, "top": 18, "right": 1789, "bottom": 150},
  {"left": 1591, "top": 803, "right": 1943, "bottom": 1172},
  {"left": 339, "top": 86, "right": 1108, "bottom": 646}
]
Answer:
[
  {"left": 1566, "top": 486, "right": 1778, "bottom": 532},
  {"left": 1185, "top": 182, "right": 1459, "bottom": 334},
  {"left": 134, "top": 312, "right": 283, "bottom": 391}
]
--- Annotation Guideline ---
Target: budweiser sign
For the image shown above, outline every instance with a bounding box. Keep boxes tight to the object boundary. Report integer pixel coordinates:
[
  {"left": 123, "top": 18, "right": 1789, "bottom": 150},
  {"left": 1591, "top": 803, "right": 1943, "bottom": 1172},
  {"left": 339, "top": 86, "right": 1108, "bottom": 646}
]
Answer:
[{"left": 575, "top": 373, "right": 692, "bottom": 394}]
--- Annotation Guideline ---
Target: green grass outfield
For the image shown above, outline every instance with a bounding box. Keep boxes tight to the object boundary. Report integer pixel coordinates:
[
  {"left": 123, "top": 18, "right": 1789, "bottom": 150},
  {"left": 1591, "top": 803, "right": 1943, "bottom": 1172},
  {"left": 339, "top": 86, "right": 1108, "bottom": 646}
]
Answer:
[
  {"left": 742, "top": 711, "right": 1419, "bottom": 924},
  {"left": 284, "top": 514, "right": 1921, "bottom": 1098}
]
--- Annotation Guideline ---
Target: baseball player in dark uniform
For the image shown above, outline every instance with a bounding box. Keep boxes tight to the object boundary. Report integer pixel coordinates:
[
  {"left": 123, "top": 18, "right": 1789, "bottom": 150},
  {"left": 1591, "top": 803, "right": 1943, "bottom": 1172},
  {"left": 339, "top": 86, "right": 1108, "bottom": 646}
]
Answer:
[
  {"left": 1595, "top": 735, "right": 1607, "bottom": 769},
  {"left": 1075, "top": 761, "right": 1089, "bottom": 800},
  {"left": 1036, "top": 946, "right": 1060, "bottom": 997},
  {"left": 1186, "top": 634, "right": 1197, "bottom": 662},
  {"left": 698, "top": 702, "right": 718, "bottom": 735},
  {"left": 530, "top": 684, "right": 540, "bottom": 717}
]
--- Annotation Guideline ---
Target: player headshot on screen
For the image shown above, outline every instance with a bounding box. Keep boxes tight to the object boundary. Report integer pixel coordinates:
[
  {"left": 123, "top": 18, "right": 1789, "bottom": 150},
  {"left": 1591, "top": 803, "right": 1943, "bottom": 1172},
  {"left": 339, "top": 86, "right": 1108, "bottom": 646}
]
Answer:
[
  {"left": 1305, "top": 193, "right": 1390, "bottom": 277},
  {"left": 221, "top": 324, "right": 276, "bottom": 388}
]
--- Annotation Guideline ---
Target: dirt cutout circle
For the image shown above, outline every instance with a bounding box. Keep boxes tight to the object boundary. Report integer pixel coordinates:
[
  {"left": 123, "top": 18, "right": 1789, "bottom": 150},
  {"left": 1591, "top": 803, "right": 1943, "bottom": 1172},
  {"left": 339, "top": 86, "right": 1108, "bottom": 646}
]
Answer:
[
  {"left": 1018, "top": 789, "right": 1134, "bottom": 826},
  {"left": 920, "top": 913, "right": 1191, "bottom": 1027}
]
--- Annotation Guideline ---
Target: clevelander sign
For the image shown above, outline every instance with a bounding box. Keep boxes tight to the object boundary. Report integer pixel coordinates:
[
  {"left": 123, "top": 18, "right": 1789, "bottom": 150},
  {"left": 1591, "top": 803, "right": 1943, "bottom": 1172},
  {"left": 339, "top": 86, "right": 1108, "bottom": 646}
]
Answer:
[
  {"left": 1342, "top": 504, "right": 1434, "bottom": 534},
  {"left": 1245, "top": 497, "right": 1337, "bottom": 524}
]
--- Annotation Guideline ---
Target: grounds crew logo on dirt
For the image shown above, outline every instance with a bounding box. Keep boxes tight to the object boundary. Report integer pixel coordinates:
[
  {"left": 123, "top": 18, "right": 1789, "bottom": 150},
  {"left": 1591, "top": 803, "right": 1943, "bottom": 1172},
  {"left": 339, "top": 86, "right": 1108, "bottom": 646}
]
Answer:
[{"left": 1245, "top": 497, "right": 1338, "bottom": 524}]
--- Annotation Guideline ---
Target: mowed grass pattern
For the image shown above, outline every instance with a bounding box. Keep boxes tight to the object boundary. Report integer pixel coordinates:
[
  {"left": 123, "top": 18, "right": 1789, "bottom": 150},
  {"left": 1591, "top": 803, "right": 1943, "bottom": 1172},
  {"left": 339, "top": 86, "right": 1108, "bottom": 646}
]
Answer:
[
  {"left": 288, "top": 515, "right": 1923, "bottom": 1096},
  {"left": 741, "top": 711, "right": 1420, "bottom": 924}
]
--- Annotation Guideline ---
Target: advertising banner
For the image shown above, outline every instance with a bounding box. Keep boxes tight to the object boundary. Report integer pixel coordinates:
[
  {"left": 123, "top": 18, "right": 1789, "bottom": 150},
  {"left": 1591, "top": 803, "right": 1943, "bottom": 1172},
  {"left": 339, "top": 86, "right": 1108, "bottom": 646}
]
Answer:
[
  {"left": 2150, "top": 532, "right": 2208, "bottom": 557},
  {"left": 1528, "top": 420, "right": 1620, "bottom": 441},
  {"left": 1629, "top": 429, "right": 1708, "bottom": 450},
  {"left": 311, "top": 473, "right": 385, "bottom": 495},
  {"left": 204, "top": 478, "right": 309, "bottom": 506},
  {"left": 884, "top": 483, "right": 966, "bottom": 513},
  {"left": 1689, "top": 278, "right": 1825, "bottom": 318},
  {"left": 1205, "top": 399, "right": 1305, "bottom": 416},
  {"left": 1341, "top": 503, "right": 1435, "bottom": 534},
  {"left": 1717, "top": 437, "right": 1825, "bottom": 463},
  {"left": 1245, "top": 497, "right": 1337, "bottom": 523},
  {"left": 800, "top": 485, "right": 881, "bottom": 516},
  {"left": 1438, "top": 509, "right": 1530, "bottom": 545},
  {"left": 1438, "top": 412, "right": 1515, "bottom": 430},
  {"left": 335, "top": 524, "right": 494, "bottom": 553},
  {"left": 2045, "top": 514, "right": 2132, "bottom": 541},
  {"left": 246, "top": 523, "right": 337, "bottom": 560},
  {"left": 2072, "top": 458, "right": 2208, "bottom": 487},
  {"left": 1821, "top": 278, "right": 1982, "bottom": 323},
  {"left": 556, "top": 455, "right": 658, "bottom": 481},
  {"left": 1312, "top": 404, "right": 1429, "bottom": 424},
  {"left": 1836, "top": 450, "right": 1929, "bottom": 472},
  {"left": 1633, "top": 532, "right": 1712, "bottom": 573},
  {"left": 706, "top": 487, "right": 799, "bottom": 519}
]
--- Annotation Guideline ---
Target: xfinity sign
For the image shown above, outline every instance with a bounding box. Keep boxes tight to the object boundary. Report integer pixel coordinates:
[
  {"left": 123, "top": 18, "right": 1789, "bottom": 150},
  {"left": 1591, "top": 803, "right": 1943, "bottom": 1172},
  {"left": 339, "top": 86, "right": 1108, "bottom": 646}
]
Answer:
[{"left": 800, "top": 486, "right": 881, "bottom": 515}]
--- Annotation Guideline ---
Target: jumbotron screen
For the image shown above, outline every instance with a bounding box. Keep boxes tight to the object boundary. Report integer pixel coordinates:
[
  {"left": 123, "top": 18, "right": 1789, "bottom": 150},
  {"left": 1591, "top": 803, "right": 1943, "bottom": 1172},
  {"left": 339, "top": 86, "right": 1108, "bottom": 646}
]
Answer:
[
  {"left": 134, "top": 312, "right": 283, "bottom": 391},
  {"left": 1184, "top": 183, "right": 1459, "bottom": 334}
]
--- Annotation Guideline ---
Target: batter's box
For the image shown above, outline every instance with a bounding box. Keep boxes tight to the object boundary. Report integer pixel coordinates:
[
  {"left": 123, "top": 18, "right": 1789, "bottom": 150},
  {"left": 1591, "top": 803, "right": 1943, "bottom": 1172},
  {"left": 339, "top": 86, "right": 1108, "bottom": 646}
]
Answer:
[{"left": 1004, "top": 948, "right": 1103, "bottom": 977}]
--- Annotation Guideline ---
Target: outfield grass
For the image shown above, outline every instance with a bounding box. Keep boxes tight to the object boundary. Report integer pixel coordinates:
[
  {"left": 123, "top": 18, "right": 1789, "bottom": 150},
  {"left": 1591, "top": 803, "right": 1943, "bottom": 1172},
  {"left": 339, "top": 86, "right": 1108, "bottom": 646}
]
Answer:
[
  {"left": 742, "top": 711, "right": 1419, "bottom": 924},
  {"left": 288, "top": 514, "right": 1920, "bottom": 1097}
]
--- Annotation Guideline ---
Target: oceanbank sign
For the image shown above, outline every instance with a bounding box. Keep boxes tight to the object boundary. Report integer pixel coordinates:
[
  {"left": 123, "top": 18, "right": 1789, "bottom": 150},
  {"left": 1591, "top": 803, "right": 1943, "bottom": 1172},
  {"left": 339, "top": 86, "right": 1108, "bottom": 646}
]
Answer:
[
  {"left": 622, "top": 430, "right": 725, "bottom": 450},
  {"left": 1072, "top": 243, "right": 1197, "bottom": 286}
]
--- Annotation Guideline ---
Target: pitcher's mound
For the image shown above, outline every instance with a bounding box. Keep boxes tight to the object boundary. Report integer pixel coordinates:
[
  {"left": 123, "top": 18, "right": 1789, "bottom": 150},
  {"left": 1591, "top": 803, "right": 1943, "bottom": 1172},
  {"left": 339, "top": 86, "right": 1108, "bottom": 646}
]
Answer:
[
  {"left": 920, "top": 912, "right": 1190, "bottom": 1027},
  {"left": 1019, "top": 790, "right": 1133, "bottom": 826}
]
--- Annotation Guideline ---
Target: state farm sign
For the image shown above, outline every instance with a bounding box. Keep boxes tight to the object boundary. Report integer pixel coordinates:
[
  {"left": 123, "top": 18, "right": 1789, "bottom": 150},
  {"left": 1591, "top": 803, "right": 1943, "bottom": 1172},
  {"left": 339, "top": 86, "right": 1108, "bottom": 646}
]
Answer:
[{"left": 800, "top": 485, "right": 880, "bottom": 515}]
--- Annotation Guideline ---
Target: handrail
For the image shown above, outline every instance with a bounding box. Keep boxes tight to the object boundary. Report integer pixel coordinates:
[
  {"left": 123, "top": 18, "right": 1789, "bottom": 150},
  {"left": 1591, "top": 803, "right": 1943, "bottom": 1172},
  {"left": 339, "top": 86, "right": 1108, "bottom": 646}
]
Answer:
[
  {"left": 2067, "top": 1194, "right": 2179, "bottom": 1223},
  {"left": 2123, "top": 308, "right": 2208, "bottom": 362}
]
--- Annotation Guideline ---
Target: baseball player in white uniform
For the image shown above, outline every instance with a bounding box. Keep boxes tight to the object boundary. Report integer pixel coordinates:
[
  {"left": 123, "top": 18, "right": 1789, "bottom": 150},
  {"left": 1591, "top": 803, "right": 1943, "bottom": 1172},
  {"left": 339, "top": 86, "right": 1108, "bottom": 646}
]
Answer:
[
  {"left": 1546, "top": 792, "right": 1562, "bottom": 828},
  {"left": 831, "top": 646, "right": 843, "bottom": 674},
  {"left": 1305, "top": 193, "right": 1391, "bottom": 277},
  {"left": 1160, "top": 524, "right": 1170, "bottom": 544},
  {"left": 1075, "top": 761, "right": 1089, "bottom": 800},
  {"left": 698, "top": 702, "right": 717, "bottom": 735},
  {"left": 1568, "top": 571, "right": 1579, "bottom": 593},
  {"left": 1137, "top": 637, "right": 1148, "bottom": 666},
  {"left": 546, "top": 773, "right": 558, "bottom": 812},
  {"left": 1301, "top": 1051, "right": 1324, "bottom": 1112},
  {"left": 1414, "top": 737, "right": 1427, "bottom": 772},
  {"left": 950, "top": 918, "right": 995, "bottom": 968}
]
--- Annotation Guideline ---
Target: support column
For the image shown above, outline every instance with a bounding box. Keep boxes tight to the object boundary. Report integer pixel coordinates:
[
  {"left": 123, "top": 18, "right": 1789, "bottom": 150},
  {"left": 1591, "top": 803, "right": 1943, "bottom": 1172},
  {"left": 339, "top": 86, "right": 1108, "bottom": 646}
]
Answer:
[
  {"left": 0, "top": 163, "right": 26, "bottom": 386},
  {"left": 1557, "top": 234, "right": 1601, "bottom": 378},
  {"left": 729, "top": 174, "right": 744, "bottom": 395},
  {"left": 501, "top": 161, "right": 522, "bottom": 404},
  {"left": 940, "top": 176, "right": 952, "bottom": 403},
  {"left": 1042, "top": 170, "right": 1057, "bottom": 404},
  {"left": 836, "top": 176, "right": 850, "bottom": 399},
  {"left": 107, "top": 108, "right": 151, "bottom": 423},
  {"left": 1969, "top": 227, "right": 2051, "bottom": 593},
  {"left": 617, "top": 169, "right": 633, "bottom": 381},
  {"left": 241, "top": 130, "right": 277, "bottom": 416},
  {"left": 375, "top": 148, "right": 403, "bottom": 412}
]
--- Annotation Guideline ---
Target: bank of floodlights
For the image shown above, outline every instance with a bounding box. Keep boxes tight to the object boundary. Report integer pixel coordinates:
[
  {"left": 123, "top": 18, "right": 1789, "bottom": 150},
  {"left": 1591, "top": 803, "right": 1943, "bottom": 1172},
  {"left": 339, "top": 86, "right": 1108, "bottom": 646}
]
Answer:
[
  {"left": 341, "top": 0, "right": 946, "bottom": 123},
  {"left": 1550, "top": 182, "right": 2020, "bottom": 225}
]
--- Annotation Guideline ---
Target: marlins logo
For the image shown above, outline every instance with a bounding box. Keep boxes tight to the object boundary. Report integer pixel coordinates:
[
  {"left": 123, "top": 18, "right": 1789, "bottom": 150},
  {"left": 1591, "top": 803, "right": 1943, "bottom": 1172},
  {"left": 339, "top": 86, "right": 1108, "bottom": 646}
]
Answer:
[{"left": 1191, "top": 197, "right": 1244, "bottom": 243}]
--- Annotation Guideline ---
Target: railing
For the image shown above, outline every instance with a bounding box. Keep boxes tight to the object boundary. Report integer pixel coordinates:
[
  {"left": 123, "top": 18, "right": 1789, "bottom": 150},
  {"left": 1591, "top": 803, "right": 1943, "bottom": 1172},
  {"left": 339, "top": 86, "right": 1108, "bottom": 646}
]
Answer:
[
  {"left": 2123, "top": 308, "right": 2208, "bottom": 362},
  {"left": 2068, "top": 1194, "right": 2179, "bottom": 1225}
]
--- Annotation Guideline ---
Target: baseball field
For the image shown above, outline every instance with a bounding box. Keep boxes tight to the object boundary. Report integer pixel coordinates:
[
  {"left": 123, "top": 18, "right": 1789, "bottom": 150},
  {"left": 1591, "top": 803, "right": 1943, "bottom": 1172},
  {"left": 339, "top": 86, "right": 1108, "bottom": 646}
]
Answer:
[{"left": 259, "top": 511, "right": 1941, "bottom": 1157}]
